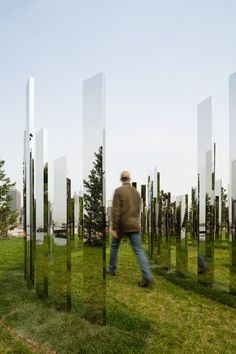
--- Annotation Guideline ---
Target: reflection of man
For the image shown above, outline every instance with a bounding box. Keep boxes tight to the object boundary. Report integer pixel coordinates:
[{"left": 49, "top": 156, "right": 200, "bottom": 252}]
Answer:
[
  {"left": 107, "top": 171, "right": 153, "bottom": 287},
  {"left": 198, "top": 255, "right": 208, "bottom": 274}
]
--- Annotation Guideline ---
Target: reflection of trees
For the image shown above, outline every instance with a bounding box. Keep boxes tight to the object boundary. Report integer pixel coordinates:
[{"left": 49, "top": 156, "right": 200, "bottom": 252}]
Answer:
[
  {"left": 189, "top": 187, "right": 198, "bottom": 238},
  {"left": 83, "top": 146, "right": 104, "bottom": 246},
  {"left": 0, "top": 160, "right": 18, "bottom": 237}
]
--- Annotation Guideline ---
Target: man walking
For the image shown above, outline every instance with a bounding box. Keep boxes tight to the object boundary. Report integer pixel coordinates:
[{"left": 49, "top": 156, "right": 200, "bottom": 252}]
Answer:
[{"left": 107, "top": 171, "right": 153, "bottom": 287}]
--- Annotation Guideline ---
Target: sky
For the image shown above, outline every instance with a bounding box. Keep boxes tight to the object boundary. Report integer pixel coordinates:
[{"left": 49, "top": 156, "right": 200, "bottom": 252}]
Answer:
[{"left": 1, "top": 0, "right": 236, "bottom": 202}]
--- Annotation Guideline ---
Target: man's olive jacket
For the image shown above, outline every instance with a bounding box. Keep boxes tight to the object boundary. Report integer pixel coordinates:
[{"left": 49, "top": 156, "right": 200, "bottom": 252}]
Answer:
[{"left": 112, "top": 182, "right": 141, "bottom": 233}]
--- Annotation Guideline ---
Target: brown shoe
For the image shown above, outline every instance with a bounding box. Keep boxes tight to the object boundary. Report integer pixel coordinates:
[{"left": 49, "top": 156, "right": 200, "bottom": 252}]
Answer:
[{"left": 138, "top": 277, "right": 154, "bottom": 287}]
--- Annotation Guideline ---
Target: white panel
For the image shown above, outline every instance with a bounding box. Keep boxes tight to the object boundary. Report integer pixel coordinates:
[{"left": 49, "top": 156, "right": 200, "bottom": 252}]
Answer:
[
  {"left": 153, "top": 167, "right": 158, "bottom": 198},
  {"left": 103, "top": 128, "right": 106, "bottom": 207},
  {"left": 229, "top": 73, "right": 236, "bottom": 222},
  {"left": 176, "top": 195, "right": 182, "bottom": 206},
  {"left": 197, "top": 97, "right": 212, "bottom": 226},
  {"left": 205, "top": 150, "right": 212, "bottom": 195},
  {"left": 83, "top": 73, "right": 105, "bottom": 183},
  {"left": 25, "top": 77, "right": 35, "bottom": 236}
]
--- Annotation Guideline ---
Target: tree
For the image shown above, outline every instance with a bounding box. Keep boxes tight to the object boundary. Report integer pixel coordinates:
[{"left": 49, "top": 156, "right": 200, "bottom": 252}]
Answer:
[
  {"left": 83, "top": 146, "right": 104, "bottom": 245},
  {"left": 0, "top": 160, "right": 18, "bottom": 237}
]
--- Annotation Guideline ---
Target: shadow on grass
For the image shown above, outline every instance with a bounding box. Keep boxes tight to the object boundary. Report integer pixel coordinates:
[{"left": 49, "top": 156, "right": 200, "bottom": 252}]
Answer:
[
  {"left": 0, "top": 259, "right": 152, "bottom": 353},
  {"left": 153, "top": 266, "right": 236, "bottom": 309},
  {"left": 107, "top": 305, "right": 152, "bottom": 333}
]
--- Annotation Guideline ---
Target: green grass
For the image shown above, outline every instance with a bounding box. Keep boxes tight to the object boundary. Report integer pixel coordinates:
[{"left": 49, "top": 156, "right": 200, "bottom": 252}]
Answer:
[
  {"left": 0, "top": 321, "right": 43, "bottom": 354},
  {"left": 1, "top": 238, "right": 236, "bottom": 353}
]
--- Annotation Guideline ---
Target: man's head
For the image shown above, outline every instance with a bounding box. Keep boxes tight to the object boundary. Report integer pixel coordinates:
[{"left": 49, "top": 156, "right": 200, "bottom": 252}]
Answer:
[{"left": 120, "top": 170, "right": 131, "bottom": 183}]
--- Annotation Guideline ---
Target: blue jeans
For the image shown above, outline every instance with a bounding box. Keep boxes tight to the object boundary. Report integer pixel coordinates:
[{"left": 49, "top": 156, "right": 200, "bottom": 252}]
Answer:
[
  {"left": 198, "top": 255, "right": 208, "bottom": 268},
  {"left": 108, "top": 231, "right": 152, "bottom": 280}
]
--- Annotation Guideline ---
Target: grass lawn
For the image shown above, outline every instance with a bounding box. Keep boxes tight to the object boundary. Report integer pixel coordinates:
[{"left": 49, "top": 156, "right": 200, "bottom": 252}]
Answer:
[{"left": 1, "top": 238, "right": 236, "bottom": 353}]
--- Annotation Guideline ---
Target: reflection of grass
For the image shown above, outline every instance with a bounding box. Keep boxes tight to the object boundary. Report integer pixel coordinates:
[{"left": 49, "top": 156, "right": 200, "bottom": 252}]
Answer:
[
  {"left": 82, "top": 245, "right": 106, "bottom": 324},
  {"left": 144, "top": 235, "right": 231, "bottom": 286},
  {"left": 0, "top": 239, "right": 236, "bottom": 353},
  {"left": 169, "top": 243, "right": 231, "bottom": 286},
  {"left": 149, "top": 237, "right": 236, "bottom": 308}
]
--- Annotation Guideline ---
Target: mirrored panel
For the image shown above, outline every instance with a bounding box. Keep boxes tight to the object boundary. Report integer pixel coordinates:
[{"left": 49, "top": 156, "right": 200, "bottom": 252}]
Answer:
[
  {"left": 35, "top": 129, "right": 49, "bottom": 297},
  {"left": 146, "top": 176, "right": 151, "bottom": 256},
  {"left": 230, "top": 198, "right": 236, "bottom": 294},
  {"left": 53, "top": 156, "right": 71, "bottom": 311},
  {"left": 230, "top": 160, "right": 236, "bottom": 293},
  {"left": 141, "top": 184, "right": 147, "bottom": 244},
  {"left": 73, "top": 192, "right": 79, "bottom": 249},
  {"left": 25, "top": 78, "right": 36, "bottom": 288},
  {"left": 159, "top": 191, "right": 171, "bottom": 269},
  {"left": 215, "top": 180, "right": 222, "bottom": 246},
  {"left": 83, "top": 73, "right": 106, "bottom": 324},
  {"left": 23, "top": 130, "right": 27, "bottom": 279},
  {"left": 197, "top": 98, "right": 214, "bottom": 285},
  {"left": 149, "top": 180, "right": 154, "bottom": 257},
  {"left": 67, "top": 180, "right": 75, "bottom": 249},
  {"left": 190, "top": 187, "right": 198, "bottom": 246},
  {"left": 176, "top": 195, "right": 188, "bottom": 275},
  {"left": 156, "top": 172, "right": 161, "bottom": 264},
  {"left": 152, "top": 171, "right": 160, "bottom": 264},
  {"left": 197, "top": 97, "right": 212, "bottom": 233},
  {"left": 198, "top": 149, "right": 214, "bottom": 285},
  {"left": 229, "top": 73, "right": 236, "bottom": 226}
]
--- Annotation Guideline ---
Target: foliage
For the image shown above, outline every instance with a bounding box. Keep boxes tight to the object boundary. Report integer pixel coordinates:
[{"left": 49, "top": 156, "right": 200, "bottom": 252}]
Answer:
[
  {"left": 83, "top": 146, "right": 104, "bottom": 245},
  {"left": 0, "top": 160, "right": 18, "bottom": 237},
  {"left": 221, "top": 187, "right": 229, "bottom": 231}
]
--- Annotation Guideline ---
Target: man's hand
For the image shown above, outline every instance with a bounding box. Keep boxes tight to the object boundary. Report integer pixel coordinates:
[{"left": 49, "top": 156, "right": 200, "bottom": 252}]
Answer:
[{"left": 110, "top": 229, "right": 118, "bottom": 238}]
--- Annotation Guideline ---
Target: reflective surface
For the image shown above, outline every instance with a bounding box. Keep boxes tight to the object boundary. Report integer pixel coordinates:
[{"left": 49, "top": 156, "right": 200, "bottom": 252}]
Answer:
[
  {"left": 229, "top": 73, "right": 236, "bottom": 225},
  {"left": 159, "top": 191, "right": 171, "bottom": 269},
  {"left": 24, "top": 77, "right": 35, "bottom": 288},
  {"left": 35, "top": 129, "right": 49, "bottom": 297},
  {"left": 197, "top": 98, "right": 214, "bottom": 285},
  {"left": 53, "top": 234, "right": 71, "bottom": 311},
  {"left": 176, "top": 195, "right": 188, "bottom": 275},
  {"left": 53, "top": 157, "right": 71, "bottom": 311},
  {"left": 141, "top": 184, "right": 147, "bottom": 243},
  {"left": 215, "top": 180, "right": 222, "bottom": 246},
  {"left": 83, "top": 73, "right": 106, "bottom": 324}
]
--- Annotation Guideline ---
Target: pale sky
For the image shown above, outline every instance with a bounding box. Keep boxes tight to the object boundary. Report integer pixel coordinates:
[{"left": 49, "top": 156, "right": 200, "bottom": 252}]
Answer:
[{"left": 1, "top": 0, "right": 236, "bottom": 202}]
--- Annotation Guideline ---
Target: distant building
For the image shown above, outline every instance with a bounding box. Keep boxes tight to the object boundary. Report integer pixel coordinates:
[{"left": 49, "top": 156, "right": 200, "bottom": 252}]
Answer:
[{"left": 8, "top": 188, "right": 21, "bottom": 224}]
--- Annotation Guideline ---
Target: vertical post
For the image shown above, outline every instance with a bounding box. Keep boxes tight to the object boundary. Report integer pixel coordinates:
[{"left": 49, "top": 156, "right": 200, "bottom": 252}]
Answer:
[
  {"left": 83, "top": 73, "right": 106, "bottom": 324},
  {"left": 25, "top": 77, "right": 35, "bottom": 288},
  {"left": 53, "top": 156, "right": 71, "bottom": 311},
  {"left": 141, "top": 184, "right": 147, "bottom": 243},
  {"left": 230, "top": 161, "right": 236, "bottom": 294},
  {"left": 35, "top": 128, "right": 49, "bottom": 298},
  {"left": 23, "top": 131, "right": 27, "bottom": 279},
  {"left": 176, "top": 194, "right": 188, "bottom": 275}
]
